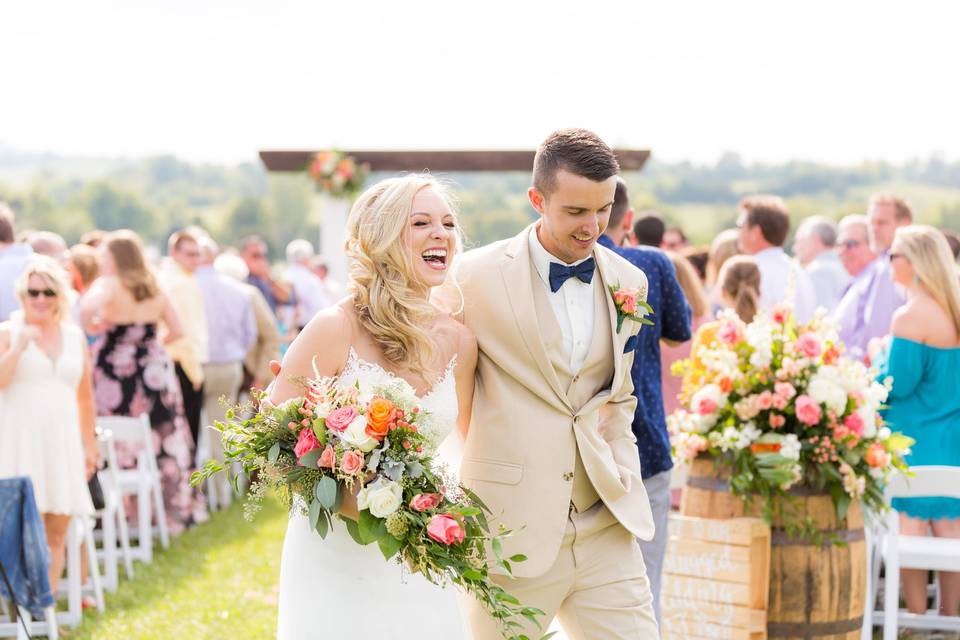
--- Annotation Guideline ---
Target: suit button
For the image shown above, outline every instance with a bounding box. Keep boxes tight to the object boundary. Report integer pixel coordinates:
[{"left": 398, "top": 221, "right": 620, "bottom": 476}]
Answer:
[
  {"left": 573, "top": 416, "right": 580, "bottom": 425},
  {"left": 572, "top": 375, "right": 580, "bottom": 383},
  {"left": 562, "top": 472, "right": 573, "bottom": 481}
]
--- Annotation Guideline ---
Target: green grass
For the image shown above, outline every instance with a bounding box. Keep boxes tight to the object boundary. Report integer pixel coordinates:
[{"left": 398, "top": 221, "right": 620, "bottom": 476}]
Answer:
[{"left": 71, "top": 496, "right": 287, "bottom": 639}]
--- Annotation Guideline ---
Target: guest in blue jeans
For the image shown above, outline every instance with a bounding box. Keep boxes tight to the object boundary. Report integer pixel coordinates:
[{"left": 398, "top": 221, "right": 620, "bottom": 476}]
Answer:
[
  {"left": 598, "top": 178, "right": 692, "bottom": 621},
  {"left": 874, "top": 224, "right": 960, "bottom": 617}
]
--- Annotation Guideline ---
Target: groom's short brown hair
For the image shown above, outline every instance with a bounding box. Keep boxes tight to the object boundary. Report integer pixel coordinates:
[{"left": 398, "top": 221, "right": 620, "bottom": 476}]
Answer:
[{"left": 533, "top": 128, "right": 619, "bottom": 196}]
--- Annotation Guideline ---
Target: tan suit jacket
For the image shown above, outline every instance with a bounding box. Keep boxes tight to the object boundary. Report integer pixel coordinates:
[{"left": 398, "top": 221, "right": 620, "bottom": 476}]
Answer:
[{"left": 451, "top": 224, "right": 655, "bottom": 578}]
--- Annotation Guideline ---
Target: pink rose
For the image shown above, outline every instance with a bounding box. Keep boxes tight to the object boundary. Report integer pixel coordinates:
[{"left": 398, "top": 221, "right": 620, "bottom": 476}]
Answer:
[
  {"left": 718, "top": 322, "right": 741, "bottom": 346},
  {"left": 696, "top": 397, "right": 718, "bottom": 416},
  {"left": 843, "top": 412, "right": 865, "bottom": 437},
  {"left": 757, "top": 391, "right": 774, "bottom": 411},
  {"left": 294, "top": 428, "right": 321, "bottom": 459},
  {"left": 340, "top": 449, "right": 364, "bottom": 475},
  {"left": 769, "top": 413, "right": 786, "bottom": 428},
  {"left": 427, "top": 514, "right": 465, "bottom": 546},
  {"left": 775, "top": 382, "right": 796, "bottom": 401},
  {"left": 772, "top": 306, "right": 789, "bottom": 324},
  {"left": 318, "top": 445, "right": 336, "bottom": 469},
  {"left": 795, "top": 395, "right": 822, "bottom": 426},
  {"left": 325, "top": 406, "right": 358, "bottom": 433},
  {"left": 614, "top": 289, "right": 639, "bottom": 314},
  {"left": 409, "top": 493, "right": 442, "bottom": 512},
  {"left": 796, "top": 333, "right": 822, "bottom": 359}
]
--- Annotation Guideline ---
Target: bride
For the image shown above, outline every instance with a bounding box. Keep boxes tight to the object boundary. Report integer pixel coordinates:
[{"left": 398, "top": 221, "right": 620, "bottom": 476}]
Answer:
[{"left": 272, "top": 174, "right": 478, "bottom": 639}]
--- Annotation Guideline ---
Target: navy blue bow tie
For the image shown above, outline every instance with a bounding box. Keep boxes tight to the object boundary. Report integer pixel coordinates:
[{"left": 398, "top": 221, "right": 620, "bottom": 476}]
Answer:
[{"left": 548, "top": 257, "right": 596, "bottom": 293}]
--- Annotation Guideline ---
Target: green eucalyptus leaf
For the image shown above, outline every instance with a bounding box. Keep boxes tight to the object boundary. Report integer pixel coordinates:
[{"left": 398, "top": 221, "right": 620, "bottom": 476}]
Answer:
[
  {"left": 315, "top": 476, "right": 338, "bottom": 510},
  {"left": 299, "top": 448, "right": 322, "bottom": 468},
  {"left": 267, "top": 442, "right": 281, "bottom": 463},
  {"left": 308, "top": 498, "right": 322, "bottom": 530},
  {"left": 315, "top": 509, "right": 329, "bottom": 538}
]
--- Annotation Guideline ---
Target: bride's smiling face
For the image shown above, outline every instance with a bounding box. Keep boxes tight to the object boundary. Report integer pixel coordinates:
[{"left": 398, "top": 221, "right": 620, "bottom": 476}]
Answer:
[{"left": 405, "top": 186, "right": 457, "bottom": 290}]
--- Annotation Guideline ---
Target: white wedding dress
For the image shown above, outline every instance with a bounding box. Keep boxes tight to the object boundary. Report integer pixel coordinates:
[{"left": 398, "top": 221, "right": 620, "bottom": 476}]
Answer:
[{"left": 276, "top": 348, "right": 469, "bottom": 639}]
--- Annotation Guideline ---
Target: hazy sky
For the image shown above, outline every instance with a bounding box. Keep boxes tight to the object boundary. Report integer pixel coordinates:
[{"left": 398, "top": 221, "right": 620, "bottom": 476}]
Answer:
[{"left": 4, "top": 0, "right": 958, "bottom": 166}]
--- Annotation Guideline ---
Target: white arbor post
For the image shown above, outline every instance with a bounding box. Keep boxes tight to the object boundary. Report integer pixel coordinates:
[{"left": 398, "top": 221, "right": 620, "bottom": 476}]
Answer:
[{"left": 317, "top": 193, "right": 351, "bottom": 292}]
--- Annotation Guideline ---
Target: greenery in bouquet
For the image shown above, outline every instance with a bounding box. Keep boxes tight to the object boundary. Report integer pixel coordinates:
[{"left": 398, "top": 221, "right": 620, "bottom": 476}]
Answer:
[
  {"left": 306, "top": 150, "right": 368, "bottom": 197},
  {"left": 191, "top": 372, "right": 550, "bottom": 640},
  {"left": 668, "top": 305, "right": 913, "bottom": 537}
]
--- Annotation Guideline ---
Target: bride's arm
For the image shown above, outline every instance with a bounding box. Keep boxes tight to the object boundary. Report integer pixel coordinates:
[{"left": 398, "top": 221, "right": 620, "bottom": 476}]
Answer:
[{"left": 454, "top": 324, "right": 478, "bottom": 440}]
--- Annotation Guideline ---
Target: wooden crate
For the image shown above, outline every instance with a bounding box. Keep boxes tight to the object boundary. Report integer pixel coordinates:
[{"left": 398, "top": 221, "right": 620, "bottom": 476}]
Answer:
[{"left": 661, "top": 514, "right": 771, "bottom": 640}]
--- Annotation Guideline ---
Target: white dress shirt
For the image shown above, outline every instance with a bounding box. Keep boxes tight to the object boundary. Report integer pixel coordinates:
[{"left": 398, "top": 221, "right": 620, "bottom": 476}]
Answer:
[
  {"left": 805, "top": 250, "right": 850, "bottom": 314},
  {"left": 286, "top": 263, "right": 332, "bottom": 328},
  {"left": 753, "top": 247, "right": 818, "bottom": 324},
  {"left": 528, "top": 229, "right": 596, "bottom": 374}
]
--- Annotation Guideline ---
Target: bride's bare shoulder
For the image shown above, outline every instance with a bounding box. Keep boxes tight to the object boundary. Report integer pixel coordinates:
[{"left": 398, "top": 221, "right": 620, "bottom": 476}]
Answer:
[{"left": 283, "top": 300, "right": 356, "bottom": 378}]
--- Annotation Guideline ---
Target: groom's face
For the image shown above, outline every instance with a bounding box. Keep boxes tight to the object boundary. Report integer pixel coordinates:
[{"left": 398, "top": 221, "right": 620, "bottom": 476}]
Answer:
[{"left": 529, "top": 169, "right": 616, "bottom": 264}]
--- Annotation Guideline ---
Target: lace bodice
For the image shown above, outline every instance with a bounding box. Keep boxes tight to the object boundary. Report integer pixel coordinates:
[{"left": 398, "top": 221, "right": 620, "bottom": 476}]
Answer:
[{"left": 338, "top": 347, "right": 459, "bottom": 451}]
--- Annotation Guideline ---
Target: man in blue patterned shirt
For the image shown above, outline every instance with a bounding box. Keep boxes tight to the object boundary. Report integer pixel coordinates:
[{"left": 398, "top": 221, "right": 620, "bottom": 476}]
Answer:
[{"left": 597, "top": 178, "right": 692, "bottom": 621}]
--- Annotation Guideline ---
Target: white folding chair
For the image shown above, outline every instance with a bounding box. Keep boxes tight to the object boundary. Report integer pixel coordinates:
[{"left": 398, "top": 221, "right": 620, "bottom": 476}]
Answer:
[
  {"left": 0, "top": 601, "right": 58, "bottom": 640},
  {"left": 57, "top": 517, "right": 104, "bottom": 628},
  {"left": 97, "top": 415, "right": 169, "bottom": 564},
  {"left": 877, "top": 466, "right": 960, "bottom": 640},
  {"left": 94, "top": 429, "right": 134, "bottom": 592}
]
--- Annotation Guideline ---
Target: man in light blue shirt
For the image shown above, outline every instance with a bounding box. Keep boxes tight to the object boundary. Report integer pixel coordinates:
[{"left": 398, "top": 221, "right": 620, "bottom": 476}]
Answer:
[
  {"left": 834, "top": 196, "right": 911, "bottom": 361},
  {"left": 195, "top": 237, "right": 257, "bottom": 509},
  {"left": 0, "top": 204, "right": 32, "bottom": 322},
  {"left": 793, "top": 215, "right": 850, "bottom": 313}
]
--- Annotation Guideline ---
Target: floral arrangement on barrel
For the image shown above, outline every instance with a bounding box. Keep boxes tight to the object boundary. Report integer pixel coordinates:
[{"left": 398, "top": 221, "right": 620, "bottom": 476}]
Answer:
[
  {"left": 668, "top": 306, "right": 913, "bottom": 534},
  {"left": 306, "top": 150, "right": 368, "bottom": 197},
  {"left": 191, "top": 372, "right": 549, "bottom": 640}
]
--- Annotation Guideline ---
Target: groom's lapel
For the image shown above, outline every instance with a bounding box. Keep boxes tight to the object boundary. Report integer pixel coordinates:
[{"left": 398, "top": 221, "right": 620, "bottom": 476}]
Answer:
[
  {"left": 499, "top": 225, "right": 572, "bottom": 412},
  {"left": 593, "top": 247, "right": 626, "bottom": 392}
]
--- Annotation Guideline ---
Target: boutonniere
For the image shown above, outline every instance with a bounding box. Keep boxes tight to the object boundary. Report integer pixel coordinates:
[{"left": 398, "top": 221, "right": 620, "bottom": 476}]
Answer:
[{"left": 609, "top": 284, "right": 654, "bottom": 333}]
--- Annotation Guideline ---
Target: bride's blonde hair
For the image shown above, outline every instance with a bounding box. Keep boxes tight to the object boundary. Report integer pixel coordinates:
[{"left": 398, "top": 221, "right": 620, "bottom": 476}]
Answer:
[
  {"left": 346, "top": 174, "right": 461, "bottom": 377},
  {"left": 893, "top": 224, "right": 960, "bottom": 338}
]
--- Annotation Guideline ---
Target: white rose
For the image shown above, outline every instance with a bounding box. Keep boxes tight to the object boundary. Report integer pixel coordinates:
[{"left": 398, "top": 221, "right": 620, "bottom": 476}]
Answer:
[
  {"left": 807, "top": 367, "right": 847, "bottom": 414},
  {"left": 356, "top": 479, "right": 403, "bottom": 518},
  {"left": 857, "top": 406, "right": 877, "bottom": 438},
  {"left": 780, "top": 434, "right": 801, "bottom": 461},
  {"left": 339, "top": 414, "right": 378, "bottom": 452}
]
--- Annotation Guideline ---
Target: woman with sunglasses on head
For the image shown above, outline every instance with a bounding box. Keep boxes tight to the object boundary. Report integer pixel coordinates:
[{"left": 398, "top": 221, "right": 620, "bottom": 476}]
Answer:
[
  {"left": 874, "top": 225, "right": 960, "bottom": 617},
  {"left": 0, "top": 256, "right": 99, "bottom": 595}
]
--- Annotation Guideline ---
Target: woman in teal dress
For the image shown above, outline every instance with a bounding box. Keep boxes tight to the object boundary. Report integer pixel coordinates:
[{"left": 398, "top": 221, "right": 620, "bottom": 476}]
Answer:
[{"left": 874, "top": 224, "right": 960, "bottom": 616}]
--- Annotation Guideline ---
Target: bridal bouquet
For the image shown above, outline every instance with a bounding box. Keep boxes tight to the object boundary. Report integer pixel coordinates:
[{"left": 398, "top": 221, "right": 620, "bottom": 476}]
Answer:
[
  {"left": 668, "top": 306, "right": 913, "bottom": 530},
  {"left": 306, "top": 150, "right": 367, "bottom": 197},
  {"left": 191, "top": 372, "right": 548, "bottom": 640}
]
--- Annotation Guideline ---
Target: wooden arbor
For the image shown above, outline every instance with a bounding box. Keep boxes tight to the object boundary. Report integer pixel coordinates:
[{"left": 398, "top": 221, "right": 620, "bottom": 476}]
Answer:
[{"left": 258, "top": 148, "right": 650, "bottom": 285}]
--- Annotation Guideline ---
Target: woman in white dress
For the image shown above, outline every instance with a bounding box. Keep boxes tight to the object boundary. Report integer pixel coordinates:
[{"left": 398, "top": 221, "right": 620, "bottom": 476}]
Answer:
[
  {"left": 272, "top": 175, "right": 478, "bottom": 639},
  {"left": 0, "top": 256, "right": 98, "bottom": 594}
]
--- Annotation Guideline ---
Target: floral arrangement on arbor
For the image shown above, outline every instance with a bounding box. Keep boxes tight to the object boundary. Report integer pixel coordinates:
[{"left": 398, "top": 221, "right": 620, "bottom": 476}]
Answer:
[
  {"left": 668, "top": 306, "right": 913, "bottom": 531},
  {"left": 191, "top": 372, "right": 548, "bottom": 639},
  {"left": 306, "top": 150, "right": 368, "bottom": 197}
]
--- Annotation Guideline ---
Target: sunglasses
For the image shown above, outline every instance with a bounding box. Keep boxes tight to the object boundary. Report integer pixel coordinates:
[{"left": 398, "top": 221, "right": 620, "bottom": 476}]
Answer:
[
  {"left": 888, "top": 253, "right": 905, "bottom": 262},
  {"left": 840, "top": 240, "right": 861, "bottom": 250},
  {"left": 27, "top": 288, "right": 57, "bottom": 298}
]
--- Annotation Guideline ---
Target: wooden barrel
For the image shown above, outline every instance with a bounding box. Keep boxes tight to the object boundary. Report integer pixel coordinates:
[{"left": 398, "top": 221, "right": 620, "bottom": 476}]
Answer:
[{"left": 681, "top": 457, "right": 866, "bottom": 640}]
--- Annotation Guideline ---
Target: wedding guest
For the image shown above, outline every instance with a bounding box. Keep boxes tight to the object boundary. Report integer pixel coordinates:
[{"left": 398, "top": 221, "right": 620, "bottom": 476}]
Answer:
[
  {"left": 310, "top": 255, "right": 343, "bottom": 302},
  {"left": 941, "top": 229, "right": 960, "bottom": 279},
  {"left": 835, "top": 215, "right": 877, "bottom": 279},
  {"left": 632, "top": 210, "right": 666, "bottom": 247},
  {"left": 0, "top": 204, "right": 32, "bottom": 322},
  {"left": 0, "top": 256, "right": 97, "bottom": 594},
  {"left": 874, "top": 225, "right": 960, "bottom": 617},
  {"left": 662, "top": 226, "right": 688, "bottom": 252},
  {"left": 81, "top": 230, "right": 204, "bottom": 533},
  {"left": 599, "top": 178, "right": 691, "bottom": 621},
  {"left": 213, "top": 252, "right": 282, "bottom": 392},
  {"left": 684, "top": 256, "right": 762, "bottom": 392},
  {"left": 705, "top": 229, "right": 740, "bottom": 313},
  {"left": 681, "top": 245, "right": 709, "bottom": 285},
  {"left": 239, "top": 235, "right": 291, "bottom": 313},
  {"left": 27, "top": 231, "right": 68, "bottom": 264},
  {"left": 159, "top": 229, "right": 208, "bottom": 446},
  {"left": 80, "top": 230, "right": 106, "bottom": 248},
  {"left": 68, "top": 244, "right": 100, "bottom": 294},
  {"left": 792, "top": 215, "right": 849, "bottom": 312},
  {"left": 836, "top": 195, "right": 912, "bottom": 361},
  {"left": 661, "top": 251, "right": 711, "bottom": 416},
  {"left": 195, "top": 238, "right": 256, "bottom": 506},
  {"left": 736, "top": 195, "right": 816, "bottom": 322},
  {"left": 285, "top": 239, "right": 332, "bottom": 330}
]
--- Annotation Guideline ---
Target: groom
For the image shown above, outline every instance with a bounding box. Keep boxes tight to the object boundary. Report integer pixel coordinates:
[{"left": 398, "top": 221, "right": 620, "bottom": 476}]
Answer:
[{"left": 449, "top": 128, "right": 659, "bottom": 639}]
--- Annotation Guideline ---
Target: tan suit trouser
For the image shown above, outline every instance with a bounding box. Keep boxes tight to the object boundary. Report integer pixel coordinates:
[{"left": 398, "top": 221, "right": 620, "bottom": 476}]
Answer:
[
  {"left": 461, "top": 503, "right": 660, "bottom": 640},
  {"left": 201, "top": 362, "right": 243, "bottom": 504}
]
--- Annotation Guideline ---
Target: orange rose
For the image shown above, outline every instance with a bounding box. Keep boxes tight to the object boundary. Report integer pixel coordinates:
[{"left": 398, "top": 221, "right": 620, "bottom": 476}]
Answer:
[
  {"left": 750, "top": 442, "right": 782, "bottom": 454},
  {"left": 865, "top": 442, "right": 890, "bottom": 468},
  {"left": 365, "top": 397, "right": 395, "bottom": 440}
]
